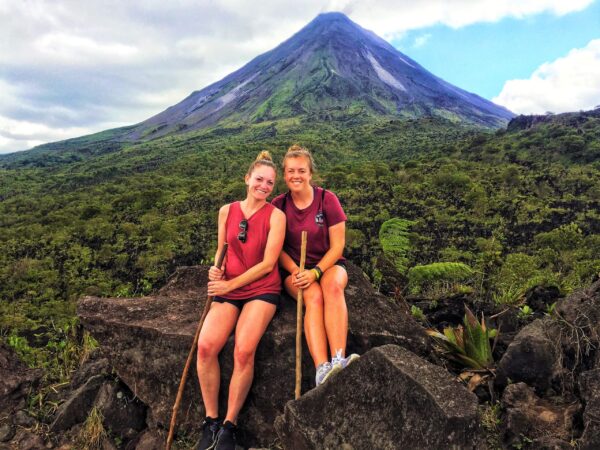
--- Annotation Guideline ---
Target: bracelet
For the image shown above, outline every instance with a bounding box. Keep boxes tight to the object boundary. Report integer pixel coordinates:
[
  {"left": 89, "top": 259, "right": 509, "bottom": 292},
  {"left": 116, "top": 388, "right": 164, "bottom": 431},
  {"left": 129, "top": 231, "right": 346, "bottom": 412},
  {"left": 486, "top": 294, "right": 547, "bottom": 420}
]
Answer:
[
  {"left": 313, "top": 266, "right": 323, "bottom": 280},
  {"left": 311, "top": 269, "right": 320, "bottom": 281}
]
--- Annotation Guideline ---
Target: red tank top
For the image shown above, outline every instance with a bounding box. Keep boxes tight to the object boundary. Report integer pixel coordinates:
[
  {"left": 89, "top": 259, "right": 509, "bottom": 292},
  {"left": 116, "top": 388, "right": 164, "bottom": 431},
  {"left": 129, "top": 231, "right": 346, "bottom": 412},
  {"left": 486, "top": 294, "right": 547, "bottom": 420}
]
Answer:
[{"left": 221, "top": 201, "right": 281, "bottom": 299}]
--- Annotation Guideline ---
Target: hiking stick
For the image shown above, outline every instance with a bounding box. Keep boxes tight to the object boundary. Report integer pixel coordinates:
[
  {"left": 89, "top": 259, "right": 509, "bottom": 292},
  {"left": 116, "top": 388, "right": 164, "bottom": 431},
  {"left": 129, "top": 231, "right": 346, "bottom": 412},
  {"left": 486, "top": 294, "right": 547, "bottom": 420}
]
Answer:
[
  {"left": 295, "top": 231, "right": 307, "bottom": 400},
  {"left": 166, "top": 243, "right": 228, "bottom": 450}
]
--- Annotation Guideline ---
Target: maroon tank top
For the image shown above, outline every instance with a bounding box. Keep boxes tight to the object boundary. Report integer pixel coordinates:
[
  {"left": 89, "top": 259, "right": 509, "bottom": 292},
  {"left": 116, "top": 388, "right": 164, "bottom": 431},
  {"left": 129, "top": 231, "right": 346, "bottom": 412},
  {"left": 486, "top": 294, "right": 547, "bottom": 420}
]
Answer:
[{"left": 221, "top": 201, "right": 281, "bottom": 299}]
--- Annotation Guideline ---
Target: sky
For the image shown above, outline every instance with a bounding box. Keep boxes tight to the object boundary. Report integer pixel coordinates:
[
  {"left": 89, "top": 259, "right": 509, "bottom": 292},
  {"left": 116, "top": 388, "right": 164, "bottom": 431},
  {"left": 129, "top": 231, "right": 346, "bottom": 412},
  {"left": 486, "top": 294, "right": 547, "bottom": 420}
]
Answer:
[{"left": 1, "top": 0, "right": 599, "bottom": 154}]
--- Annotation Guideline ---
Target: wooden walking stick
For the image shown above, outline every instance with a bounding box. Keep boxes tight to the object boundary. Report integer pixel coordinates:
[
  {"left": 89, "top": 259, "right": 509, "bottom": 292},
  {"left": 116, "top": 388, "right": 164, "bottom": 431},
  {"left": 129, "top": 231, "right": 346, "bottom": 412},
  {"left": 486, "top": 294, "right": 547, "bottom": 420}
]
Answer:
[
  {"left": 295, "top": 231, "right": 307, "bottom": 400},
  {"left": 166, "top": 243, "right": 228, "bottom": 450}
]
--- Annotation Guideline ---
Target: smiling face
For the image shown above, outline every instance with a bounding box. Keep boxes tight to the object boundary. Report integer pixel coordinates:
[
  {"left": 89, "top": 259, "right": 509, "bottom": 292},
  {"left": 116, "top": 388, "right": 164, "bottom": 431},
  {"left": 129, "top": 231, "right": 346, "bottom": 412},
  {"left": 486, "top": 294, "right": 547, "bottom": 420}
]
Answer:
[
  {"left": 245, "top": 163, "right": 276, "bottom": 201},
  {"left": 284, "top": 155, "right": 312, "bottom": 193}
]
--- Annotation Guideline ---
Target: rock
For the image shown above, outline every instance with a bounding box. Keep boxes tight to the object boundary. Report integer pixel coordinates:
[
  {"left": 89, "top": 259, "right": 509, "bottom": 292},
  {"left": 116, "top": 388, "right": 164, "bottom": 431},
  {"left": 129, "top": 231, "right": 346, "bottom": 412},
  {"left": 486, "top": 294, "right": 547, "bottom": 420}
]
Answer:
[
  {"left": 525, "top": 285, "right": 561, "bottom": 312},
  {"left": 497, "top": 319, "right": 562, "bottom": 392},
  {"left": 0, "top": 424, "right": 14, "bottom": 443},
  {"left": 501, "top": 382, "right": 579, "bottom": 448},
  {"left": 70, "top": 358, "right": 111, "bottom": 390},
  {"left": 78, "top": 263, "right": 428, "bottom": 448},
  {"left": 578, "top": 369, "right": 600, "bottom": 450},
  {"left": 12, "top": 429, "right": 46, "bottom": 450},
  {"left": 51, "top": 375, "right": 106, "bottom": 431},
  {"left": 554, "top": 279, "right": 600, "bottom": 374},
  {"left": 132, "top": 429, "right": 165, "bottom": 450},
  {"left": 274, "top": 344, "right": 480, "bottom": 450},
  {"left": 0, "top": 343, "right": 42, "bottom": 417},
  {"left": 14, "top": 410, "right": 36, "bottom": 427},
  {"left": 94, "top": 381, "right": 147, "bottom": 439}
]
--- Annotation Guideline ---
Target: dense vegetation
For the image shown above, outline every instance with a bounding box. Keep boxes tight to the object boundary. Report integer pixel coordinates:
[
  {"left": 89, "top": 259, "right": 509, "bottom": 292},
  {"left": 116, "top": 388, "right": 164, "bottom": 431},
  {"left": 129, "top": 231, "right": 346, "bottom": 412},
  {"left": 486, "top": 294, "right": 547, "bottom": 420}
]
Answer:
[{"left": 1, "top": 109, "right": 600, "bottom": 379}]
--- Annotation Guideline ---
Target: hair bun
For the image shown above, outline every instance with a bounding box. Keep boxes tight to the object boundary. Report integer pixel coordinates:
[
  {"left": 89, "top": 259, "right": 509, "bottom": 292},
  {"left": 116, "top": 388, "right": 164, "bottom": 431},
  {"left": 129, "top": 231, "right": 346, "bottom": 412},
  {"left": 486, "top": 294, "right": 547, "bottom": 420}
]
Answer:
[{"left": 256, "top": 150, "right": 273, "bottom": 162}]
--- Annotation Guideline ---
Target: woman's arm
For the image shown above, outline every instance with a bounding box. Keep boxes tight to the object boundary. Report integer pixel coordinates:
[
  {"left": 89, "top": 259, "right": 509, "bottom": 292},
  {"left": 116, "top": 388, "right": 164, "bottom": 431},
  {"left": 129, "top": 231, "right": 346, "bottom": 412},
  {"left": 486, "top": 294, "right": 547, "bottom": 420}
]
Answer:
[
  {"left": 292, "top": 221, "right": 345, "bottom": 289},
  {"left": 279, "top": 250, "right": 299, "bottom": 274},
  {"left": 208, "top": 204, "right": 229, "bottom": 282},
  {"left": 208, "top": 208, "right": 286, "bottom": 296}
]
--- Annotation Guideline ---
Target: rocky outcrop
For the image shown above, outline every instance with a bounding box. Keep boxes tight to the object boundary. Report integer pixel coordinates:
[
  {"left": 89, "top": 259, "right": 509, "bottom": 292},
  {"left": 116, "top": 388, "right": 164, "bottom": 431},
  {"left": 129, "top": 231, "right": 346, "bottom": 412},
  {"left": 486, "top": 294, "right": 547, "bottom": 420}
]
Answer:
[
  {"left": 78, "top": 262, "right": 429, "bottom": 448},
  {"left": 275, "top": 344, "right": 480, "bottom": 450}
]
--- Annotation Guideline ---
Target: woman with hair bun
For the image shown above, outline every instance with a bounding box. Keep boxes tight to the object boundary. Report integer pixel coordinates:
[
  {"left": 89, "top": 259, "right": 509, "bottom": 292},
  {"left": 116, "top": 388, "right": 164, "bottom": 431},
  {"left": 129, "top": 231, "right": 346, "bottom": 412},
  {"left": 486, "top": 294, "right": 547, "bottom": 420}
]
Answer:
[
  {"left": 195, "top": 151, "right": 285, "bottom": 450},
  {"left": 272, "top": 144, "right": 359, "bottom": 388}
]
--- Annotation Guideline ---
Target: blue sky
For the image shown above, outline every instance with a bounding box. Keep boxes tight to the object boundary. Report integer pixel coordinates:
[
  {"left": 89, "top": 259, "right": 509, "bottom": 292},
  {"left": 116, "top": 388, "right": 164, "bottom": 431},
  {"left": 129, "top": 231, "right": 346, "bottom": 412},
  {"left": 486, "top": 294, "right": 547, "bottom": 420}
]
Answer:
[
  {"left": 0, "top": 0, "right": 599, "bottom": 154},
  {"left": 394, "top": 1, "right": 600, "bottom": 100}
]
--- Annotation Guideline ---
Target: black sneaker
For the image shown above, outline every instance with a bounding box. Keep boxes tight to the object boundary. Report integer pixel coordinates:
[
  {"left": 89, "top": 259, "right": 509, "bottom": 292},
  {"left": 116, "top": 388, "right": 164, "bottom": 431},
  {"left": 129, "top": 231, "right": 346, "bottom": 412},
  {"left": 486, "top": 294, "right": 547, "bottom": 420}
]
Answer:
[
  {"left": 196, "top": 417, "right": 221, "bottom": 450},
  {"left": 213, "top": 420, "right": 237, "bottom": 450}
]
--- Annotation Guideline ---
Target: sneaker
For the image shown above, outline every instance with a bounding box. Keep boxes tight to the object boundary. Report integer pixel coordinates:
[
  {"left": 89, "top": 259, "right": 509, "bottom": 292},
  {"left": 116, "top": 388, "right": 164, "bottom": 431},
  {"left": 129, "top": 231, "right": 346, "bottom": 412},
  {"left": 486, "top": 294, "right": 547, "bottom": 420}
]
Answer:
[
  {"left": 315, "top": 361, "right": 341, "bottom": 386},
  {"left": 196, "top": 417, "right": 221, "bottom": 450},
  {"left": 331, "top": 349, "right": 360, "bottom": 370},
  {"left": 214, "top": 420, "right": 237, "bottom": 450}
]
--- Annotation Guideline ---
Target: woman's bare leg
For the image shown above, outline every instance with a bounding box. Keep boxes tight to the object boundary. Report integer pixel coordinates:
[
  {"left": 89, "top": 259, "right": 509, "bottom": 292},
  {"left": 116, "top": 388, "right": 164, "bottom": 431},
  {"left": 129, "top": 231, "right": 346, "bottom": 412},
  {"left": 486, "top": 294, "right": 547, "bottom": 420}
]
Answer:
[
  {"left": 224, "top": 300, "right": 276, "bottom": 424},
  {"left": 196, "top": 302, "right": 240, "bottom": 418}
]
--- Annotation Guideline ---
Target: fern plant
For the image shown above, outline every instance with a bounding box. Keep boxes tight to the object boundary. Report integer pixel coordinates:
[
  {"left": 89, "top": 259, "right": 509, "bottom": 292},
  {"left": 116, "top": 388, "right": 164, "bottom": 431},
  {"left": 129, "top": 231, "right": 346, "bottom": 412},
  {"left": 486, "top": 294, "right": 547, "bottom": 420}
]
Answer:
[
  {"left": 379, "top": 218, "right": 416, "bottom": 274},
  {"left": 408, "top": 262, "right": 474, "bottom": 294}
]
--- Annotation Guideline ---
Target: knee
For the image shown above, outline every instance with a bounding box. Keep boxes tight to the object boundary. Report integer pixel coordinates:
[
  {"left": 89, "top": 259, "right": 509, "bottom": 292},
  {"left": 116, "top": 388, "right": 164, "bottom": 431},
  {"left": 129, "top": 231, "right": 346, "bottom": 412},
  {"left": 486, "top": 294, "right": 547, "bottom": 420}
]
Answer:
[
  {"left": 322, "top": 281, "right": 345, "bottom": 303},
  {"left": 233, "top": 344, "right": 256, "bottom": 369},
  {"left": 303, "top": 288, "right": 323, "bottom": 310},
  {"left": 197, "top": 338, "right": 219, "bottom": 362}
]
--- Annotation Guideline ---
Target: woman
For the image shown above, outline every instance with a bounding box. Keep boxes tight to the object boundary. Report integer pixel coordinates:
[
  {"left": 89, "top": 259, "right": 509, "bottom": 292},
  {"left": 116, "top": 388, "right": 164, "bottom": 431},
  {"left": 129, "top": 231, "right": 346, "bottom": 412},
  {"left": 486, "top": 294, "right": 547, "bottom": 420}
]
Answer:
[
  {"left": 272, "top": 144, "right": 359, "bottom": 387},
  {"left": 196, "top": 151, "right": 285, "bottom": 450}
]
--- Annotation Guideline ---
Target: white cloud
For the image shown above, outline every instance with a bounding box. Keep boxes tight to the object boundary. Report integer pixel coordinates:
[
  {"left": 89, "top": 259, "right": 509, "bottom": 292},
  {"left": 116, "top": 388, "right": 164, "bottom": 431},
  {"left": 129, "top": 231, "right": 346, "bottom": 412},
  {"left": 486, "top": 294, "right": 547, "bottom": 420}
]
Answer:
[
  {"left": 413, "top": 34, "right": 431, "bottom": 48},
  {"left": 0, "top": 114, "right": 98, "bottom": 153},
  {"left": 493, "top": 39, "right": 600, "bottom": 114},
  {"left": 0, "top": 0, "right": 595, "bottom": 153}
]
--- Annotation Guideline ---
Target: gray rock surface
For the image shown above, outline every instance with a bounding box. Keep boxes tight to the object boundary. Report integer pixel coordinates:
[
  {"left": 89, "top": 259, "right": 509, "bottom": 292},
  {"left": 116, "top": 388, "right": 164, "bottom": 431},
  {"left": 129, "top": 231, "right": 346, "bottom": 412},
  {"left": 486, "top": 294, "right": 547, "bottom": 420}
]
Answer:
[
  {"left": 497, "top": 319, "right": 562, "bottom": 392},
  {"left": 51, "top": 374, "right": 106, "bottom": 431},
  {"left": 77, "top": 262, "right": 429, "bottom": 448},
  {"left": 274, "top": 344, "right": 480, "bottom": 450}
]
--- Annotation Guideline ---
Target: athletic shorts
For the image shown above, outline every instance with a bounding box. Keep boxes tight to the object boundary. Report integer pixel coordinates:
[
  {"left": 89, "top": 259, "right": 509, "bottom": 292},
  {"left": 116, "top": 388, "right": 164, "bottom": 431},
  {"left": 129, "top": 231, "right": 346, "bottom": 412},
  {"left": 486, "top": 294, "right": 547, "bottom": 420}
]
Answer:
[{"left": 212, "top": 293, "right": 281, "bottom": 310}]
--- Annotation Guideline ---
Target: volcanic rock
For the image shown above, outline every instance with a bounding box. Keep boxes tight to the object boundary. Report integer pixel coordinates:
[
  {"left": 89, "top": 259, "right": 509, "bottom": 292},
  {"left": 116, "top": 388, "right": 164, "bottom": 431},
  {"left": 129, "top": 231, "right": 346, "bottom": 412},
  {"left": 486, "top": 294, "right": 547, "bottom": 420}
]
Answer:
[
  {"left": 275, "top": 344, "right": 480, "bottom": 450},
  {"left": 578, "top": 369, "right": 600, "bottom": 450},
  {"left": 0, "top": 343, "right": 42, "bottom": 420},
  {"left": 501, "top": 382, "right": 579, "bottom": 448},
  {"left": 94, "top": 381, "right": 147, "bottom": 439},
  {"left": 77, "top": 262, "right": 428, "bottom": 448},
  {"left": 51, "top": 374, "right": 106, "bottom": 431},
  {"left": 497, "top": 319, "right": 562, "bottom": 393}
]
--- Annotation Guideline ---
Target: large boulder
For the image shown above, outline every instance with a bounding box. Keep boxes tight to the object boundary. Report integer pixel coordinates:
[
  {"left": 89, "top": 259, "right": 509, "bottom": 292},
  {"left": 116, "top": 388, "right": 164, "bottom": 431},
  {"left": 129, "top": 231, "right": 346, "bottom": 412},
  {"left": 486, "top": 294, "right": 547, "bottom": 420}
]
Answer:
[
  {"left": 274, "top": 344, "right": 480, "bottom": 450},
  {"left": 498, "top": 280, "right": 600, "bottom": 395},
  {"left": 78, "top": 262, "right": 428, "bottom": 448},
  {"left": 497, "top": 319, "right": 563, "bottom": 393}
]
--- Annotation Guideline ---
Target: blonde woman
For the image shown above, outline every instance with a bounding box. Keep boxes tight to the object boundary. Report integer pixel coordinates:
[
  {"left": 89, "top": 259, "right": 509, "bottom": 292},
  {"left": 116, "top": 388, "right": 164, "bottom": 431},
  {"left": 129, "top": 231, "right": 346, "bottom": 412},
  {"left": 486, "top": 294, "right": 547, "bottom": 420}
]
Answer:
[
  {"left": 272, "top": 144, "right": 358, "bottom": 387},
  {"left": 196, "top": 151, "right": 285, "bottom": 450}
]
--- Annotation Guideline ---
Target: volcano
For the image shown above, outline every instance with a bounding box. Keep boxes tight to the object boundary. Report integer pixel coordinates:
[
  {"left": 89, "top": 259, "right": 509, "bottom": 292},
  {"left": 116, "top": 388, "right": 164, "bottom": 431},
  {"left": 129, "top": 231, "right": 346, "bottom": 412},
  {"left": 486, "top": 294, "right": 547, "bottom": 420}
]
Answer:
[{"left": 125, "top": 12, "right": 513, "bottom": 141}]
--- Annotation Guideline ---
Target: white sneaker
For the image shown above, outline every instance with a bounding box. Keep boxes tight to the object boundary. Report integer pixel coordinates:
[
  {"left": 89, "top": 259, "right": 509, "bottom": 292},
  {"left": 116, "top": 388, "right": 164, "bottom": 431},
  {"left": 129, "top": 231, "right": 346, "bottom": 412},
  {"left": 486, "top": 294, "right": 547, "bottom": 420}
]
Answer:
[
  {"left": 331, "top": 349, "right": 360, "bottom": 370},
  {"left": 315, "top": 361, "right": 341, "bottom": 386}
]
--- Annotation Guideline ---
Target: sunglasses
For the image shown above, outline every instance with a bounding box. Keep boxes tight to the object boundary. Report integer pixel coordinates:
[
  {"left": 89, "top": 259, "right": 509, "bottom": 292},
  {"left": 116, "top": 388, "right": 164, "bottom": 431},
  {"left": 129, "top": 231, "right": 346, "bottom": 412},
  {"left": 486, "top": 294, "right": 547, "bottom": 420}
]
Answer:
[{"left": 238, "top": 219, "right": 248, "bottom": 243}]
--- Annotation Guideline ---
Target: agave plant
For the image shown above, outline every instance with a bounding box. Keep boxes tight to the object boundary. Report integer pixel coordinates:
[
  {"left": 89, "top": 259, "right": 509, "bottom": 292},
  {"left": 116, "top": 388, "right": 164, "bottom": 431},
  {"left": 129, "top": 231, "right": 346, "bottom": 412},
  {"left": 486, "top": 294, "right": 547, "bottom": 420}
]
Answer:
[
  {"left": 427, "top": 306, "right": 498, "bottom": 392},
  {"left": 426, "top": 306, "right": 497, "bottom": 370}
]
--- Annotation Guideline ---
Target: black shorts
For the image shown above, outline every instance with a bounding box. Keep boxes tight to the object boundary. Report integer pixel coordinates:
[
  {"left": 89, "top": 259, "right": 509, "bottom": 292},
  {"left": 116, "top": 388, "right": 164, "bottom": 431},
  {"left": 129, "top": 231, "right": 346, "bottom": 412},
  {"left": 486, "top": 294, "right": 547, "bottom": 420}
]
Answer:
[
  {"left": 279, "top": 260, "right": 347, "bottom": 282},
  {"left": 213, "top": 293, "right": 281, "bottom": 310}
]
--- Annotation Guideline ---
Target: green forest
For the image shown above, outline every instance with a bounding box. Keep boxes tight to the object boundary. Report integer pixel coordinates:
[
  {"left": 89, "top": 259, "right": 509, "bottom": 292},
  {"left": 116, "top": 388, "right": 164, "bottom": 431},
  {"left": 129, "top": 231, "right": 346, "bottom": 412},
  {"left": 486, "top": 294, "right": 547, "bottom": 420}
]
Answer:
[{"left": 1, "top": 108, "right": 600, "bottom": 390}]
